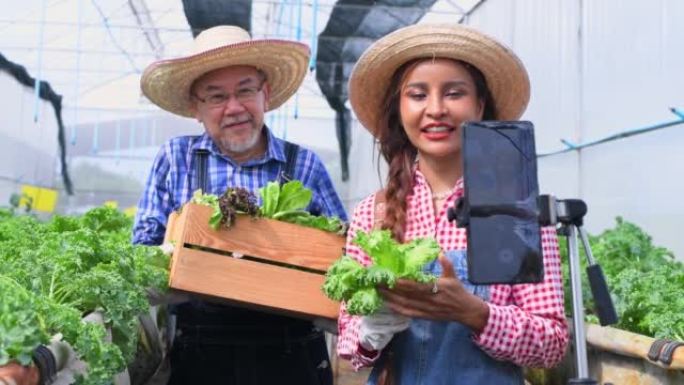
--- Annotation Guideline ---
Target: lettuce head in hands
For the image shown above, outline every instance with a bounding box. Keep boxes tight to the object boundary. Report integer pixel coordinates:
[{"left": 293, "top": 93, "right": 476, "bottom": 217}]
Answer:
[{"left": 322, "top": 229, "right": 440, "bottom": 315}]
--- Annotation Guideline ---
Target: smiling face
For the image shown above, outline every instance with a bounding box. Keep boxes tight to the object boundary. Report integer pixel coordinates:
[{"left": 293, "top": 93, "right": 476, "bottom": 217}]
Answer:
[
  {"left": 191, "top": 65, "right": 271, "bottom": 157},
  {"left": 398, "top": 59, "right": 484, "bottom": 162}
]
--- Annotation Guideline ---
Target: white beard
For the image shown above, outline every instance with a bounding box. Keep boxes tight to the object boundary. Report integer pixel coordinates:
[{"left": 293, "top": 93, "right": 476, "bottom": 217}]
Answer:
[{"left": 219, "top": 127, "right": 262, "bottom": 154}]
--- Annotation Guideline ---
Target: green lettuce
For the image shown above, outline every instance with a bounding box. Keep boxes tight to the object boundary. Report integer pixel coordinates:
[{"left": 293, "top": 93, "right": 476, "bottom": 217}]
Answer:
[
  {"left": 190, "top": 189, "right": 222, "bottom": 229},
  {"left": 260, "top": 181, "right": 346, "bottom": 233},
  {"left": 323, "top": 229, "right": 440, "bottom": 315},
  {"left": 192, "top": 181, "right": 347, "bottom": 234}
]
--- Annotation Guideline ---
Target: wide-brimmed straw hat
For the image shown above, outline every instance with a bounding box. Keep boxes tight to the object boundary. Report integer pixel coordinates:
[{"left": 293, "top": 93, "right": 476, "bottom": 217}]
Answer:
[
  {"left": 349, "top": 23, "right": 530, "bottom": 137},
  {"left": 141, "top": 26, "right": 310, "bottom": 117}
]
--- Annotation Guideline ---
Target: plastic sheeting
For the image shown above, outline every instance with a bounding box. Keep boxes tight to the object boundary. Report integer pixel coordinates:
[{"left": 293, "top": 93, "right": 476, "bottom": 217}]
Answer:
[
  {"left": 315, "top": 0, "right": 439, "bottom": 180},
  {"left": 182, "top": 0, "right": 252, "bottom": 36},
  {"left": 0, "top": 53, "right": 72, "bottom": 194},
  {"left": 463, "top": 0, "right": 684, "bottom": 260}
]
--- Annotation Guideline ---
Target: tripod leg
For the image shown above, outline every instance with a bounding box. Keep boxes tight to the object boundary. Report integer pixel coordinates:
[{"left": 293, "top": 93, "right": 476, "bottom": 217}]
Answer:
[
  {"left": 578, "top": 227, "right": 618, "bottom": 326},
  {"left": 566, "top": 225, "right": 595, "bottom": 383}
]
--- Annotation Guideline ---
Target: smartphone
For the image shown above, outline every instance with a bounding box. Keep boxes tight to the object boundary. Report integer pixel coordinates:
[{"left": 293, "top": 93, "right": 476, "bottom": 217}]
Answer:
[{"left": 457, "top": 121, "right": 544, "bottom": 284}]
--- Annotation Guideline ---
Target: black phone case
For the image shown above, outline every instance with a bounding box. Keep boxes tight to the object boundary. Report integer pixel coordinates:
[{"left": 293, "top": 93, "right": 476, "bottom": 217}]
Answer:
[{"left": 460, "top": 121, "right": 544, "bottom": 284}]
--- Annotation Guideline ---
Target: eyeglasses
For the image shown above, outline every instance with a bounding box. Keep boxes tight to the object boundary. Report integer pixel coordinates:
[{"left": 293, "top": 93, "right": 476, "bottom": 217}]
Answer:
[{"left": 193, "top": 79, "right": 265, "bottom": 107}]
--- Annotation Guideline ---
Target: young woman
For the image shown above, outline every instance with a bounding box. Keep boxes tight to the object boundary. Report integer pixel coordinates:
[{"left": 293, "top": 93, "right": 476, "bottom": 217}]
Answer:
[{"left": 337, "top": 24, "right": 569, "bottom": 385}]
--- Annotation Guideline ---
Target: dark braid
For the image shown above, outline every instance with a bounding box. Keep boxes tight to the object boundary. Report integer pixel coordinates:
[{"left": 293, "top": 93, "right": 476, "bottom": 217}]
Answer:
[
  {"left": 375, "top": 58, "right": 495, "bottom": 242},
  {"left": 376, "top": 61, "right": 419, "bottom": 242}
]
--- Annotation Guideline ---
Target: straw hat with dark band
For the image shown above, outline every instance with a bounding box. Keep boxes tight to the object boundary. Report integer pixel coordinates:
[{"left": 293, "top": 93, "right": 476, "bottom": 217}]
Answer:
[
  {"left": 141, "top": 26, "right": 310, "bottom": 118},
  {"left": 349, "top": 23, "right": 530, "bottom": 137}
]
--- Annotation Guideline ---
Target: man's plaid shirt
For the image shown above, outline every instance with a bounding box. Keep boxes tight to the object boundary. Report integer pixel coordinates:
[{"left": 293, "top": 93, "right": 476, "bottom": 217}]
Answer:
[{"left": 133, "top": 129, "right": 348, "bottom": 245}]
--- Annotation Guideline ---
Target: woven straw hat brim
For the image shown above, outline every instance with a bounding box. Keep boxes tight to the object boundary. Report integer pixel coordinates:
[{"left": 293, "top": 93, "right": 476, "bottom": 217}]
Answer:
[
  {"left": 349, "top": 24, "right": 530, "bottom": 137},
  {"left": 141, "top": 40, "right": 310, "bottom": 118}
]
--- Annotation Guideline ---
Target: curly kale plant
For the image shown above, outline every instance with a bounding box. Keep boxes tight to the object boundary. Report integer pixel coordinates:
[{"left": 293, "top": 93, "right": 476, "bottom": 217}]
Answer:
[
  {"left": 0, "top": 276, "right": 49, "bottom": 366},
  {"left": 561, "top": 217, "right": 684, "bottom": 340},
  {"left": 0, "top": 207, "right": 169, "bottom": 385}
]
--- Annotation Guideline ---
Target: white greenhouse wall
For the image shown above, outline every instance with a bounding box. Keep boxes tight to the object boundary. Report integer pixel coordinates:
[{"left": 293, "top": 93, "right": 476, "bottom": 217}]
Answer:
[
  {"left": 0, "top": 70, "right": 60, "bottom": 208},
  {"left": 466, "top": 0, "right": 684, "bottom": 259},
  {"left": 344, "top": 0, "right": 684, "bottom": 260},
  {"left": 5, "top": 0, "right": 681, "bottom": 260}
]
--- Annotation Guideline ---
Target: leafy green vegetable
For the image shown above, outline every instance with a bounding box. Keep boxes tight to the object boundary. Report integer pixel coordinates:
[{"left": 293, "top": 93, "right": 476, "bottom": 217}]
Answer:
[
  {"left": 190, "top": 189, "right": 222, "bottom": 229},
  {"left": 0, "top": 276, "right": 49, "bottom": 365},
  {"left": 259, "top": 180, "right": 347, "bottom": 233},
  {"left": 561, "top": 217, "right": 684, "bottom": 340},
  {"left": 271, "top": 210, "right": 310, "bottom": 221},
  {"left": 355, "top": 230, "right": 440, "bottom": 283},
  {"left": 191, "top": 181, "right": 347, "bottom": 233},
  {"left": 283, "top": 213, "right": 347, "bottom": 234},
  {"left": 218, "top": 188, "right": 260, "bottom": 227},
  {"left": 321, "top": 256, "right": 366, "bottom": 301},
  {"left": 260, "top": 181, "right": 282, "bottom": 217},
  {"left": 323, "top": 229, "right": 440, "bottom": 315},
  {"left": 275, "top": 180, "right": 312, "bottom": 213},
  {"left": 347, "top": 287, "right": 383, "bottom": 316},
  {"left": 191, "top": 188, "right": 260, "bottom": 229},
  {"left": 0, "top": 206, "right": 169, "bottom": 384}
]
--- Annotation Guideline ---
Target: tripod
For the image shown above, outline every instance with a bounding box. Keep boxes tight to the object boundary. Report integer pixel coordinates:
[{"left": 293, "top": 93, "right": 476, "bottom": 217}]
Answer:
[
  {"left": 448, "top": 192, "right": 619, "bottom": 383},
  {"left": 537, "top": 195, "right": 618, "bottom": 385}
]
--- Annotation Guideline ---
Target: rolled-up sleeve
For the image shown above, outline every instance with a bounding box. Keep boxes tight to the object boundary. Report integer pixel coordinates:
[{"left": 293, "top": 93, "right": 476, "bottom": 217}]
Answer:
[{"left": 307, "top": 154, "right": 348, "bottom": 221}]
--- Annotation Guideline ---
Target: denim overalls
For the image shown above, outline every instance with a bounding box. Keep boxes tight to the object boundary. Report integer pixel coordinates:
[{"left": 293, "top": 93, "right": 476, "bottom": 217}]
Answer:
[
  {"left": 167, "top": 145, "right": 332, "bottom": 385},
  {"left": 367, "top": 250, "right": 523, "bottom": 385}
]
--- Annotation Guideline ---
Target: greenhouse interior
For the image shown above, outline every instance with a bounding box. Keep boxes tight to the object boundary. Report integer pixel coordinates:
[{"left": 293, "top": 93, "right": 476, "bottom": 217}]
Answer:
[{"left": 1, "top": 0, "right": 683, "bottom": 384}]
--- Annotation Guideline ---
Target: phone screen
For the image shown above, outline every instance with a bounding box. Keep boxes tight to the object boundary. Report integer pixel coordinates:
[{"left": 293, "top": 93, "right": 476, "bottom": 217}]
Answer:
[{"left": 459, "top": 121, "right": 544, "bottom": 284}]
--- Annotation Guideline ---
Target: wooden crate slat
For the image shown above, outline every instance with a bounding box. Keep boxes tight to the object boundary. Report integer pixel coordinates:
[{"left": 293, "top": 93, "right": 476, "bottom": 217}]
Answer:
[
  {"left": 164, "top": 210, "right": 186, "bottom": 245},
  {"left": 170, "top": 246, "right": 339, "bottom": 319},
  {"left": 181, "top": 203, "right": 344, "bottom": 271}
]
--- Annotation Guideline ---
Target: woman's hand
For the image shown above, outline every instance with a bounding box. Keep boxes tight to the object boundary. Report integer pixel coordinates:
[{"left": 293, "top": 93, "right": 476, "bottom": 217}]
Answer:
[
  {"left": 358, "top": 307, "right": 411, "bottom": 351},
  {"left": 378, "top": 255, "right": 490, "bottom": 333}
]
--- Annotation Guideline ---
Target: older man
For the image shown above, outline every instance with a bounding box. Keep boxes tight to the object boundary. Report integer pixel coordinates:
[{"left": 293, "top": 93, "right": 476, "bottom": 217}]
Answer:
[{"left": 134, "top": 26, "right": 346, "bottom": 385}]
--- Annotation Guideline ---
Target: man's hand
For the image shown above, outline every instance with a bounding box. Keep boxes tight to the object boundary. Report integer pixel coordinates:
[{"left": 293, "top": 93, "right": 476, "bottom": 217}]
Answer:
[
  {"left": 358, "top": 307, "right": 411, "bottom": 351},
  {"left": 0, "top": 363, "right": 39, "bottom": 385},
  {"left": 146, "top": 288, "right": 190, "bottom": 306}
]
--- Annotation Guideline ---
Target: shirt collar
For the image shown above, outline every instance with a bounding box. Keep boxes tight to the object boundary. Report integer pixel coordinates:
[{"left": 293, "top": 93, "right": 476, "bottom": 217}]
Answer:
[
  {"left": 265, "top": 127, "right": 287, "bottom": 164},
  {"left": 191, "top": 126, "right": 287, "bottom": 165},
  {"left": 192, "top": 132, "right": 216, "bottom": 152},
  {"left": 413, "top": 168, "right": 465, "bottom": 198}
]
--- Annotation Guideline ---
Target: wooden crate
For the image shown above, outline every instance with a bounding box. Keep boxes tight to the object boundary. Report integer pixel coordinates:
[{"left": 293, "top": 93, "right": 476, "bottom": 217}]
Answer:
[{"left": 164, "top": 203, "right": 344, "bottom": 320}]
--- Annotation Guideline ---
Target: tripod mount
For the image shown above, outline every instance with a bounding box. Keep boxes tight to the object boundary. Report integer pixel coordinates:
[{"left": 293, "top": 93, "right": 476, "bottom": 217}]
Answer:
[
  {"left": 449, "top": 194, "right": 618, "bottom": 384},
  {"left": 539, "top": 195, "right": 618, "bottom": 384}
]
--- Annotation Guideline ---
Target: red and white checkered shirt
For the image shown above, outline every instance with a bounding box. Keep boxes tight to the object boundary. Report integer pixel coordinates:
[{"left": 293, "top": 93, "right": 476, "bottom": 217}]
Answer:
[{"left": 337, "top": 171, "right": 569, "bottom": 370}]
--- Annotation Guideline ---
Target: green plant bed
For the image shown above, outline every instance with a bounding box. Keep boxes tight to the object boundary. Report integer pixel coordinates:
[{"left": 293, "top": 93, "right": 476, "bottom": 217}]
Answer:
[
  {"left": 0, "top": 207, "right": 169, "bottom": 385},
  {"left": 526, "top": 217, "right": 684, "bottom": 384},
  {"left": 559, "top": 217, "right": 684, "bottom": 340}
]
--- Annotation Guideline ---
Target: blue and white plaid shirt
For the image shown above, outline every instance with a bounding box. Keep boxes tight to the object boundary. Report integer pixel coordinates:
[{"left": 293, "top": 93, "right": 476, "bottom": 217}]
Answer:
[{"left": 132, "top": 128, "right": 348, "bottom": 245}]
